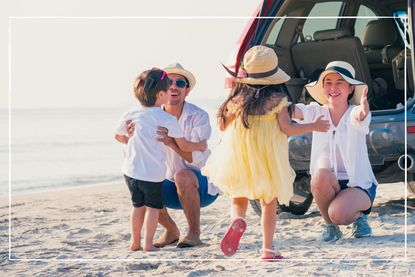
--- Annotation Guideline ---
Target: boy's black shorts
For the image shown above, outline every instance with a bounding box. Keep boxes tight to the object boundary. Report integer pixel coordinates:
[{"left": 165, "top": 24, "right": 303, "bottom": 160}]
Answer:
[{"left": 124, "top": 175, "right": 164, "bottom": 209}]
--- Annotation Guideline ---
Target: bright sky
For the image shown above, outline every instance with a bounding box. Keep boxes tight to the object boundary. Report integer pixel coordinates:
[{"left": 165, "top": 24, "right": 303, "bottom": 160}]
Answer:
[{"left": 1, "top": 0, "right": 261, "bottom": 109}]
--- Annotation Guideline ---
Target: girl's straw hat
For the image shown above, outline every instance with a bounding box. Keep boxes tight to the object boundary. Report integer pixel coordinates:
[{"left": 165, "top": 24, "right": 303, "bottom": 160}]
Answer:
[
  {"left": 305, "top": 61, "right": 368, "bottom": 105},
  {"left": 225, "top": 45, "right": 291, "bottom": 85}
]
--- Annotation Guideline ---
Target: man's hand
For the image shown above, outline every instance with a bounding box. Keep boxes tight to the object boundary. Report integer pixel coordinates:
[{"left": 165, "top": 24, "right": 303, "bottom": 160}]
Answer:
[
  {"left": 126, "top": 119, "right": 135, "bottom": 137},
  {"left": 198, "top": 140, "right": 208, "bottom": 152},
  {"left": 156, "top": 126, "right": 174, "bottom": 146},
  {"left": 312, "top": 115, "right": 330, "bottom": 132}
]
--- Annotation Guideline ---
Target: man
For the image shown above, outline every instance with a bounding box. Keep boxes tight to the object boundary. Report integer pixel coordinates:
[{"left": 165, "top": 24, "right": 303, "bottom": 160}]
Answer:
[{"left": 127, "top": 63, "right": 219, "bottom": 248}]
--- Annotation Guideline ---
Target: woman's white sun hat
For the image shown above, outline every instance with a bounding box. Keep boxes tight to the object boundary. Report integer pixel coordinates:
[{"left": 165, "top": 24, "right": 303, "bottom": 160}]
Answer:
[
  {"left": 164, "top": 63, "right": 196, "bottom": 92},
  {"left": 305, "top": 61, "right": 368, "bottom": 105}
]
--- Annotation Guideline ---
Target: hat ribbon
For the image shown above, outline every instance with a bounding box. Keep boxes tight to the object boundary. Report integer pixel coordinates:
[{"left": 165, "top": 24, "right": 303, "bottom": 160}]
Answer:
[
  {"left": 325, "top": 66, "right": 354, "bottom": 79},
  {"left": 221, "top": 63, "right": 239, "bottom": 77},
  {"left": 246, "top": 66, "right": 279, "bottom": 78},
  {"left": 222, "top": 64, "right": 279, "bottom": 79}
]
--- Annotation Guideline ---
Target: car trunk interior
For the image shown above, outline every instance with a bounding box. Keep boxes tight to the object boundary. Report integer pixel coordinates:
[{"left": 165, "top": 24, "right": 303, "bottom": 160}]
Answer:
[{"left": 259, "top": 0, "right": 414, "bottom": 112}]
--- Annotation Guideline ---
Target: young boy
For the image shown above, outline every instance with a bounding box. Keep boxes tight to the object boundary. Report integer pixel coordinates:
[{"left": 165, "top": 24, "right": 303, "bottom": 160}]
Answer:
[{"left": 115, "top": 68, "right": 206, "bottom": 251}]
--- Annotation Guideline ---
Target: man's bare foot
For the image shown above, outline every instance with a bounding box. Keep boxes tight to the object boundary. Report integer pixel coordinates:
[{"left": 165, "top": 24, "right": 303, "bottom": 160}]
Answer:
[
  {"left": 154, "top": 230, "right": 180, "bottom": 248},
  {"left": 143, "top": 245, "right": 160, "bottom": 252},
  {"left": 130, "top": 241, "right": 142, "bottom": 251},
  {"left": 176, "top": 233, "right": 202, "bottom": 248}
]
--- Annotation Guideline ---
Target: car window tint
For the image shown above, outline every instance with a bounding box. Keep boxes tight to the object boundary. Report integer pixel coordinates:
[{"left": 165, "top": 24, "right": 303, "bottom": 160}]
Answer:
[
  {"left": 302, "top": 1, "right": 343, "bottom": 41},
  {"left": 265, "top": 16, "right": 285, "bottom": 45},
  {"left": 355, "top": 5, "right": 378, "bottom": 41}
]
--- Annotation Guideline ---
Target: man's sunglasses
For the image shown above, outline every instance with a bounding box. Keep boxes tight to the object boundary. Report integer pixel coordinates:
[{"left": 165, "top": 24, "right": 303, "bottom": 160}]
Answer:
[{"left": 170, "top": 79, "right": 188, "bottom": 88}]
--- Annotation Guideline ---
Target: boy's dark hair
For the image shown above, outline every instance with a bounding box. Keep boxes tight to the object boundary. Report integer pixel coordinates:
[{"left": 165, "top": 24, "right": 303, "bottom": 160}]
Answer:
[
  {"left": 134, "top": 69, "right": 172, "bottom": 107},
  {"left": 218, "top": 82, "right": 294, "bottom": 129}
]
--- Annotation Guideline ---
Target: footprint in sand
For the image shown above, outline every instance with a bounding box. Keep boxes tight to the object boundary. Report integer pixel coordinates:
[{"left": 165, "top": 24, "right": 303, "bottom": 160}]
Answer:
[
  {"left": 99, "top": 218, "right": 120, "bottom": 226},
  {"left": 77, "top": 228, "right": 92, "bottom": 234},
  {"left": 66, "top": 228, "right": 92, "bottom": 239},
  {"left": 93, "top": 233, "right": 111, "bottom": 241},
  {"left": 53, "top": 223, "right": 70, "bottom": 229},
  {"left": 125, "top": 263, "right": 160, "bottom": 271}
]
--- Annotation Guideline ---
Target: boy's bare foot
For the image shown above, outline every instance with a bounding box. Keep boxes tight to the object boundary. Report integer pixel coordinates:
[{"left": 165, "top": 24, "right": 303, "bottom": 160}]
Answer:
[
  {"left": 154, "top": 230, "right": 180, "bottom": 248},
  {"left": 143, "top": 245, "right": 160, "bottom": 252},
  {"left": 130, "top": 241, "right": 142, "bottom": 251}
]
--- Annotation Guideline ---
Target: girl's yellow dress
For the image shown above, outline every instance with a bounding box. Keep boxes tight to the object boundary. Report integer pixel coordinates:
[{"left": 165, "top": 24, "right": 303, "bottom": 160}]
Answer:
[{"left": 202, "top": 96, "right": 295, "bottom": 205}]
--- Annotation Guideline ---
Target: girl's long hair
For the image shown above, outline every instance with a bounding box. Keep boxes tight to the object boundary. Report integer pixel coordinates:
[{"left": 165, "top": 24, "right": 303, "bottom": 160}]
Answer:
[{"left": 218, "top": 82, "right": 293, "bottom": 129}]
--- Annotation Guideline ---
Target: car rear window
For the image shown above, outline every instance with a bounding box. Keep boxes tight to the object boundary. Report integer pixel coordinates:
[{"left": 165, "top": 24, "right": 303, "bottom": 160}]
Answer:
[
  {"left": 355, "top": 5, "right": 378, "bottom": 41},
  {"left": 302, "top": 1, "right": 343, "bottom": 41}
]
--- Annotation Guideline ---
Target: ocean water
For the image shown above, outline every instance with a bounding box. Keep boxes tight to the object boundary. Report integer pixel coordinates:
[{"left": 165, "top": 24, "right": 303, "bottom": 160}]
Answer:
[{"left": 0, "top": 99, "right": 222, "bottom": 195}]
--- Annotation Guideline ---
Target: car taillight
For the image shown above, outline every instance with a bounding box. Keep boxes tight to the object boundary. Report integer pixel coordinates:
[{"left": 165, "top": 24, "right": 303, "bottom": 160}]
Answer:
[
  {"left": 408, "top": 126, "right": 415, "bottom": 133},
  {"left": 223, "top": 2, "right": 261, "bottom": 91}
]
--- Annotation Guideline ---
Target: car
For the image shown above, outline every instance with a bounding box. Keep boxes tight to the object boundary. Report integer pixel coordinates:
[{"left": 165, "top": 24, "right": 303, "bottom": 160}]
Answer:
[{"left": 223, "top": 0, "right": 415, "bottom": 215}]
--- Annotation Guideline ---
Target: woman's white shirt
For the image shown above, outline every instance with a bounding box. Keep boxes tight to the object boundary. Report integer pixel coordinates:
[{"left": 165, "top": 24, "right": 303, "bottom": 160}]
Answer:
[{"left": 295, "top": 102, "right": 377, "bottom": 189}]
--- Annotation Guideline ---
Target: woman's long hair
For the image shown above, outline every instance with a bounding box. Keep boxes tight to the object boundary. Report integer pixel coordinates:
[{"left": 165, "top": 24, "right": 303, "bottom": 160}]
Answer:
[{"left": 218, "top": 82, "right": 293, "bottom": 129}]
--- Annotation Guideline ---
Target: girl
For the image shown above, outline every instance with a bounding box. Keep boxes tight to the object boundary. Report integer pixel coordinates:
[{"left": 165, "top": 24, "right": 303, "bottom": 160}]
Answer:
[{"left": 202, "top": 46, "right": 330, "bottom": 260}]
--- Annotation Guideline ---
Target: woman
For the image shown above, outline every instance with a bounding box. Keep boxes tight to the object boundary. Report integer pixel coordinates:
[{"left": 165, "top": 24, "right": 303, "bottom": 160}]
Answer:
[{"left": 293, "top": 61, "right": 378, "bottom": 241}]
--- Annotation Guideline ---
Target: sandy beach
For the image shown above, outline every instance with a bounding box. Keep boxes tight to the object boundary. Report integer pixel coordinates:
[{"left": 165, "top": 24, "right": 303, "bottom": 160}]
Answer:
[{"left": 1, "top": 182, "right": 414, "bottom": 276}]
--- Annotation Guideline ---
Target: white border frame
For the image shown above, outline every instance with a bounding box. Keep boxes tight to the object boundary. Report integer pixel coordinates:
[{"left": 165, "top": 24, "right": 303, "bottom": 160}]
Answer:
[{"left": 8, "top": 15, "right": 409, "bottom": 262}]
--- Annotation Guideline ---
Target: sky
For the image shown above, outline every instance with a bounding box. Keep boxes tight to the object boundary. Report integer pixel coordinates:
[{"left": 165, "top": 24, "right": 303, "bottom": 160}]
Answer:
[{"left": 0, "top": 0, "right": 261, "bottom": 109}]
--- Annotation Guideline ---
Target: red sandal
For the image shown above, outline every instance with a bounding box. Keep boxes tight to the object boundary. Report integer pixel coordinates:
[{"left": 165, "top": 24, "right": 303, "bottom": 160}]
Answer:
[
  {"left": 220, "top": 218, "right": 246, "bottom": 256},
  {"left": 261, "top": 248, "right": 283, "bottom": 261}
]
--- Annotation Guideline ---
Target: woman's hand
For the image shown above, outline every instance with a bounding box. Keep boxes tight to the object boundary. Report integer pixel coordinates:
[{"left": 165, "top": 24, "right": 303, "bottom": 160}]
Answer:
[
  {"left": 359, "top": 86, "right": 369, "bottom": 120},
  {"left": 356, "top": 86, "right": 369, "bottom": 121}
]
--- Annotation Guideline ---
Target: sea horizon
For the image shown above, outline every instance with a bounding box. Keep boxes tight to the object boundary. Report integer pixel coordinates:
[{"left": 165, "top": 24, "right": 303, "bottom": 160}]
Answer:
[{"left": 0, "top": 98, "right": 224, "bottom": 195}]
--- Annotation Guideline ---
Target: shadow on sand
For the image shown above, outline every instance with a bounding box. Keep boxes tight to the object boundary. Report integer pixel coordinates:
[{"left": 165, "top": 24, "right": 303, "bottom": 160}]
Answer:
[
  {"left": 280, "top": 197, "right": 415, "bottom": 219},
  {"left": 372, "top": 197, "right": 415, "bottom": 216}
]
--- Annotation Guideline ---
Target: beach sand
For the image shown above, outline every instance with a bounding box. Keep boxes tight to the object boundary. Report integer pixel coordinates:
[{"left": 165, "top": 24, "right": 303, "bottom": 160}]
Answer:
[{"left": 1, "top": 182, "right": 414, "bottom": 276}]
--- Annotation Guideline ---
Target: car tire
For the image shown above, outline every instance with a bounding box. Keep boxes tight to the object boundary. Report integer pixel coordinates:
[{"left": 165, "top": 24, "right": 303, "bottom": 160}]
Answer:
[{"left": 249, "top": 173, "right": 313, "bottom": 216}]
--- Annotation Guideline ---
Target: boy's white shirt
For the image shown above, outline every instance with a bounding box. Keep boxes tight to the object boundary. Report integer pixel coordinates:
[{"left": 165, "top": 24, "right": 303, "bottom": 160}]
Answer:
[
  {"left": 295, "top": 102, "right": 378, "bottom": 189},
  {"left": 115, "top": 106, "right": 183, "bottom": 182}
]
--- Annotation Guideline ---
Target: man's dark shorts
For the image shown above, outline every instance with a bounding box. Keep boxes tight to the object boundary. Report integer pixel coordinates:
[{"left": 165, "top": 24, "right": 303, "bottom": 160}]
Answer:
[
  {"left": 163, "top": 169, "right": 218, "bottom": 209},
  {"left": 338, "top": 179, "right": 377, "bottom": 215},
  {"left": 124, "top": 175, "right": 164, "bottom": 209}
]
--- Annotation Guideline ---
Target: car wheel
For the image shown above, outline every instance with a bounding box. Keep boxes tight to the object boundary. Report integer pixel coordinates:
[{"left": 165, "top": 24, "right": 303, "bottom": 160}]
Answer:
[
  {"left": 249, "top": 173, "right": 313, "bottom": 216},
  {"left": 249, "top": 198, "right": 283, "bottom": 216}
]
